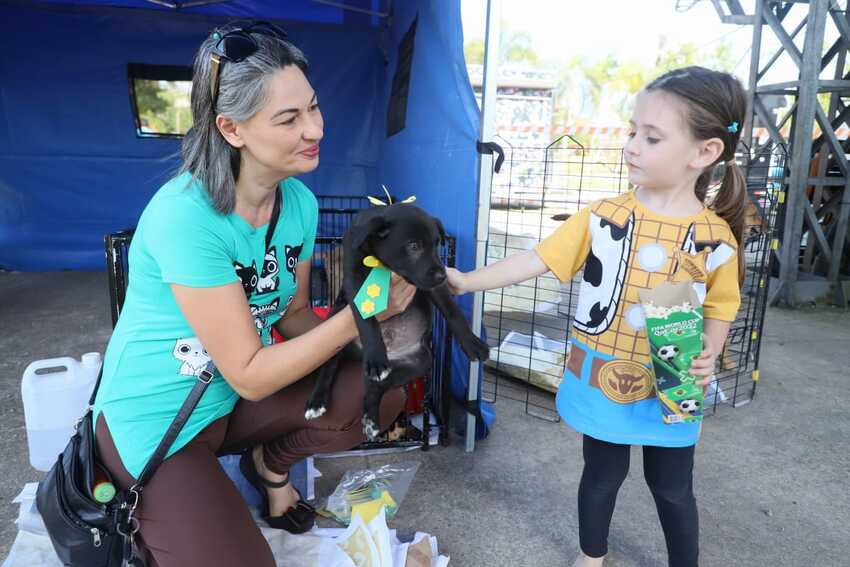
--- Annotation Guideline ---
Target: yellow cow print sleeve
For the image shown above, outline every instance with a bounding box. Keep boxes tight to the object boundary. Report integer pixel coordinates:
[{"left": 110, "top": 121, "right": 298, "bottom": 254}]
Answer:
[
  {"left": 534, "top": 205, "right": 592, "bottom": 283},
  {"left": 703, "top": 247, "right": 741, "bottom": 321}
]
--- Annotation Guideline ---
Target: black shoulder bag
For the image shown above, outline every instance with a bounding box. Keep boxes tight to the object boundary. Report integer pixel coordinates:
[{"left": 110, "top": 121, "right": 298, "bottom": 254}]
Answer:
[{"left": 35, "top": 361, "right": 217, "bottom": 567}]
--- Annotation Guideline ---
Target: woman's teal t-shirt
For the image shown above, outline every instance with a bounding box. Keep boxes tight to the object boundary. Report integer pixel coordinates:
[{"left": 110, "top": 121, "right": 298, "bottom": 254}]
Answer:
[{"left": 93, "top": 172, "right": 318, "bottom": 478}]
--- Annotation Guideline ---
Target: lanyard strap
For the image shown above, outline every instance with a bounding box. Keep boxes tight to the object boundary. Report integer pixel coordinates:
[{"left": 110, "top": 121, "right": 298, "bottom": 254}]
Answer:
[{"left": 265, "top": 186, "right": 282, "bottom": 252}]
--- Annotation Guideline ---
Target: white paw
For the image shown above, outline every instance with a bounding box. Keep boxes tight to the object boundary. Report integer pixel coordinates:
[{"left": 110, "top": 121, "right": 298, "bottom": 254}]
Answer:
[
  {"left": 378, "top": 368, "right": 391, "bottom": 382},
  {"left": 362, "top": 416, "right": 380, "bottom": 440},
  {"left": 305, "top": 406, "right": 327, "bottom": 420}
]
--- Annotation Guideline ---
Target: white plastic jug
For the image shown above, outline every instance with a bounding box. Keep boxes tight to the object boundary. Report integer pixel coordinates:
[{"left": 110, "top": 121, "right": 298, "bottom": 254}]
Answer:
[{"left": 21, "top": 352, "right": 102, "bottom": 471}]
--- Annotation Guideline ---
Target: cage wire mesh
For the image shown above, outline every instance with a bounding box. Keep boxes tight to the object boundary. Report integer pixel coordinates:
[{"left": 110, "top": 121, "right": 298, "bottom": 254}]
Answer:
[{"left": 480, "top": 134, "right": 785, "bottom": 422}]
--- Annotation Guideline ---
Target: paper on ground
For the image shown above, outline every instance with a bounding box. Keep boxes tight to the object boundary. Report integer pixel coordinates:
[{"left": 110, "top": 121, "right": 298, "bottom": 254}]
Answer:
[
  {"left": 3, "top": 487, "right": 449, "bottom": 567},
  {"left": 317, "top": 506, "right": 448, "bottom": 567}
]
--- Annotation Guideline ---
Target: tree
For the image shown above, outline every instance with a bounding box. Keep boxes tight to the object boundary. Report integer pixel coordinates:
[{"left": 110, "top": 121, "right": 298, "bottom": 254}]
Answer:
[
  {"left": 463, "top": 22, "right": 540, "bottom": 65},
  {"left": 135, "top": 80, "right": 191, "bottom": 135},
  {"left": 555, "top": 36, "right": 741, "bottom": 123},
  {"left": 501, "top": 30, "right": 539, "bottom": 65},
  {"left": 464, "top": 39, "right": 484, "bottom": 65}
]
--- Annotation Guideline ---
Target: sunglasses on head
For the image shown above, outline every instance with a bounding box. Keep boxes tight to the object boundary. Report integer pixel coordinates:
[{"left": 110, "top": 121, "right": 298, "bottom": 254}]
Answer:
[{"left": 209, "top": 21, "right": 289, "bottom": 109}]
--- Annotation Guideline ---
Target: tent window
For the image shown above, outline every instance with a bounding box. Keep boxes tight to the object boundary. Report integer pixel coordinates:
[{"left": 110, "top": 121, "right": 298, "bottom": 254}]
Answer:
[
  {"left": 128, "top": 64, "right": 193, "bottom": 138},
  {"left": 387, "top": 16, "right": 417, "bottom": 137}
]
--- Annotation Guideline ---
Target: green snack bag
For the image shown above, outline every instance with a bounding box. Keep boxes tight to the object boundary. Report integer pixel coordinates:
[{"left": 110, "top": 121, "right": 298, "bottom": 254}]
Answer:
[{"left": 638, "top": 281, "right": 704, "bottom": 424}]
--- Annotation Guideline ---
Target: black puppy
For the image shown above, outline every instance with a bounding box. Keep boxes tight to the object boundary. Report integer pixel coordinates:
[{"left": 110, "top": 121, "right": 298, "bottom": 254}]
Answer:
[{"left": 304, "top": 203, "right": 490, "bottom": 439}]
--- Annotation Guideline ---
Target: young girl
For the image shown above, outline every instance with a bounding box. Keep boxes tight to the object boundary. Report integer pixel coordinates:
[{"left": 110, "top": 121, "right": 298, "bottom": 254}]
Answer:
[{"left": 447, "top": 66, "right": 746, "bottom": 567}]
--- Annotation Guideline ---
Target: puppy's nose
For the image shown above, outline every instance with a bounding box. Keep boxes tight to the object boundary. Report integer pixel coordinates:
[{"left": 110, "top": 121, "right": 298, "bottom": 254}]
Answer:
[{"left": 430, "top": 268, "right": 447, "bottom": 284}]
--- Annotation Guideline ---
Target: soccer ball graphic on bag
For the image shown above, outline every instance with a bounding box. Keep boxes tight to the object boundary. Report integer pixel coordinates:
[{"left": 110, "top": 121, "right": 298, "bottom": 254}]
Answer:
[{"left": 657, "top": 344, "right": 680, "bottom": 362}]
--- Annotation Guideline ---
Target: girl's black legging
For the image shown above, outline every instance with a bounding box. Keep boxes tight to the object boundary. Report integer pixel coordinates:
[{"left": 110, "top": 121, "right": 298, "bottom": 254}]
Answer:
[{"left": 578, "top": 435, "right": 699, "bottom": 567}]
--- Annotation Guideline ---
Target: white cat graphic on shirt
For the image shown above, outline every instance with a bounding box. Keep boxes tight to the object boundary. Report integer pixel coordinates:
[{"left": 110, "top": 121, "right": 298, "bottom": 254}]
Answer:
[
  {"left": 172, "top": 337, "right": 211, "bottom": 377},
  {"left": 257, "top": 246, "right": 280, "bottom": 294}
]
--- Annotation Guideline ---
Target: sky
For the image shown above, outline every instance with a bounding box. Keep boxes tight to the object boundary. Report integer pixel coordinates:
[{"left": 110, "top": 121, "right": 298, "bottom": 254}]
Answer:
[{"left": 459, "top": 0, "right": 808, "bottom": 84}]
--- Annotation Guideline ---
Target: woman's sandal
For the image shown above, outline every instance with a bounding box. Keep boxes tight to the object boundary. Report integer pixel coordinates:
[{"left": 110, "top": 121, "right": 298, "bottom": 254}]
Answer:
[{"left": 239, "top": 450, "right": 316, "bottom": 534}]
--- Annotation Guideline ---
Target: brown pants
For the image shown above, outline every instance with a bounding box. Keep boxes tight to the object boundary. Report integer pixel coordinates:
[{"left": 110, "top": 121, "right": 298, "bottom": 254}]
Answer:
[{"left": 96, "top": 362, "right": 404, "bottom": 567}]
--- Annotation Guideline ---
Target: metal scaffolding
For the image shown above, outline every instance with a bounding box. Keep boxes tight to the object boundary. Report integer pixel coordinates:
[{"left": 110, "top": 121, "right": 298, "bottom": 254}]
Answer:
[{"left": 709, "top": 0, "right": 850, "bottom": 306}]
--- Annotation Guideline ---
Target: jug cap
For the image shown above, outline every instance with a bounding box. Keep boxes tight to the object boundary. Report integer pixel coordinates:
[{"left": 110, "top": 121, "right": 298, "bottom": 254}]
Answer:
[{"left": 81, "top": 352, "right": 102, "bottom": 367}]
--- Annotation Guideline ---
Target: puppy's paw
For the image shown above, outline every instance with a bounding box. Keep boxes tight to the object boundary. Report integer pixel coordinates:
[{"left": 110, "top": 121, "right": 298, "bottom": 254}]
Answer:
[
  {"left": 459, "top": 333, "right": 490, "bottom": 362},
  {"left": 362, "top": 415, "right": 380, "bottom": 441},
  {"left": 304, "top": 405, "right": 327, "bottom": 420},
  {"left": 364, "top": 352, "right": 391, "bottom": 382},
  {"left": 305, "top": 392, "right": 329, "bottom": 420}
]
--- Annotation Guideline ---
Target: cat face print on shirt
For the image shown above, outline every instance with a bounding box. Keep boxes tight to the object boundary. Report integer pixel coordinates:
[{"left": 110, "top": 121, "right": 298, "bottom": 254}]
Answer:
[
  {"left": 256, "top": 246, "right": 280, "bottom": 295},
  {"left": 172, "top": 337, "right": 211, "bottom": 378},
  {"left": 284, "top": 244, "right": 302, "bottom": 278},
  {"left": 237, "top": 242, "right": 300, "bottom": 298},
  {"left": 249, "top": 298, "right": 280, "bottom": 333},
  {"left": 233, "top": 260, "right": 259, "bottom": 297}
]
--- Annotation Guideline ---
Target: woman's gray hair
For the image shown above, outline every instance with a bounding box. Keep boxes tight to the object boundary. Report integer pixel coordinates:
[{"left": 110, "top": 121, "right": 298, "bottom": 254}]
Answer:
[{"left": 180, "top": 29, "right": 308, "bottom": 213}]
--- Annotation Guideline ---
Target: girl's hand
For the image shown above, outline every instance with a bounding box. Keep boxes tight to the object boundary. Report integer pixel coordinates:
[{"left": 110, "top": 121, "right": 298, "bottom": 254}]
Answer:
[
  {"left": 445, "top": 267, "right": 468, "bottom": 295},
  {"left": 689, "top": 337, "right": 719, "bottom": 390},
  {"left": 376, "top": 273, "right": 416, "bottom": 322}
]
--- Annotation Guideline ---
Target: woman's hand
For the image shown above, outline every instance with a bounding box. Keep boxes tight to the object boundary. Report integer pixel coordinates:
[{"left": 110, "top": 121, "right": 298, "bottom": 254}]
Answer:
[
  {"left": 445, "top": 267, "right": 468, "bottom": 295},
  {"left": 689, "top": 337, "right": 719, "bottom": 391},
  {"left": 375, "top": 273, "right": 416, "bottom": 322}
]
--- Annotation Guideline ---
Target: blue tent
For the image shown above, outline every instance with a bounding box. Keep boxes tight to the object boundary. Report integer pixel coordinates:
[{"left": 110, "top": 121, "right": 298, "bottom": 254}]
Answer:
[
  {"left": 0, "top": 0, "right": 482, "bottom": 271},
  {"left": 0, "top": 0, "right": 494, "bottom": 440}
]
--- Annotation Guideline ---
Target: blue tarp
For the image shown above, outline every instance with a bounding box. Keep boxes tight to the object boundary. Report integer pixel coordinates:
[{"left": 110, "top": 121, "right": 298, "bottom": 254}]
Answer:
[{"left": 0, "top": 0, "right": 493, "bottom": 435}]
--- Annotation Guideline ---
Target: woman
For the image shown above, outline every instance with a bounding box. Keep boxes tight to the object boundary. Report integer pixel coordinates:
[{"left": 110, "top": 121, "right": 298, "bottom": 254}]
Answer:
[{"left": 93, "top": 22, "right": 412, "bottom": 566}]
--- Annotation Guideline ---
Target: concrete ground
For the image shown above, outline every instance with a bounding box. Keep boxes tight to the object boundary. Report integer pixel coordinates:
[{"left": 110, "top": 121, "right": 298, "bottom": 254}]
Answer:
[{"left": 1, "top": 270, "right": 848, "bottom": 566}]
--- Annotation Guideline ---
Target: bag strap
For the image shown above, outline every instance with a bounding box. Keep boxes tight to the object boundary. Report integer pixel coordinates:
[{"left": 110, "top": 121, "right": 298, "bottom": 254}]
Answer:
[
  {"left": 83, "top": 360, "right": 217, "bottom": 488},
  {"left": 88, "top": 367, "right": 104, "bottom": 407},
  {"left": 133, "top": 361, "right": 217, "bottom": 488},
  {"left": 85, "top": 358, "right": 214, "bottom": 489}
]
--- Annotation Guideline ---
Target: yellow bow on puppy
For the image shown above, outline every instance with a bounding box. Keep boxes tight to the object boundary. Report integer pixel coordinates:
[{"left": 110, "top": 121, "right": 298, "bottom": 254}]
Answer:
[{"left": 367, "top": 184, "right": 416, "bottom": 207}]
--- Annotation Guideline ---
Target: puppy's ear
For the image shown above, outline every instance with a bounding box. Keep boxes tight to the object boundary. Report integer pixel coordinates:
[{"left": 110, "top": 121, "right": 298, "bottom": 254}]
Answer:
[
  {"left": 432, "top": 216, "right": 447, "bottom": 245},
  {"left": 349, "top": 213, "right": 391, "bottom": 252}
]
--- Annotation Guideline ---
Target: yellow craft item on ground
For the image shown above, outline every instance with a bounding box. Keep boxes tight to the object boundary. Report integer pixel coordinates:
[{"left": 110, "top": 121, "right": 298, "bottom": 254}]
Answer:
[{"left": 351, "top": 491, "right": 397, "bottom": 524}]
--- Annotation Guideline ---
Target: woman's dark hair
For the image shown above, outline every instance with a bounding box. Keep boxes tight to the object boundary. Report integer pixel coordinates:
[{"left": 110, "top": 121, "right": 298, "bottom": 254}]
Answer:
[
  {"left": 646, "top": 66, "right": 748, "bottom": 283},
  {"left": 180, "top": 27, "right": 308, "bottom": 213}
]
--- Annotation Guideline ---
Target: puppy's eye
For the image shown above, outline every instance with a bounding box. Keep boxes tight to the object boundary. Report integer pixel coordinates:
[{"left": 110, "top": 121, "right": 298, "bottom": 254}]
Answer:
[{"left": 407, "top": 241, "right": 422, "bottom": 252}]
